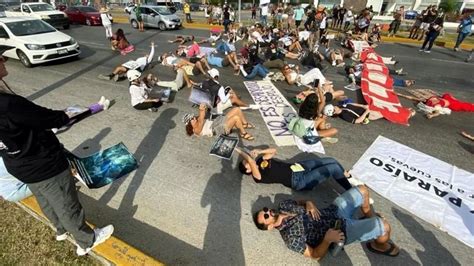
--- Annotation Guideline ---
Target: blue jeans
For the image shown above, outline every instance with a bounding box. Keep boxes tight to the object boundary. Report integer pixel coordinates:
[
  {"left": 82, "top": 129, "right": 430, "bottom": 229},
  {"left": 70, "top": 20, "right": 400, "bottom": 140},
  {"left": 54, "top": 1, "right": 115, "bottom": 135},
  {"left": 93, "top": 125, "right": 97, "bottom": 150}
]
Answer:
[
  {"left": 245, "top": 64, "right": 269, "bottom": 79},
  {"left": 393, "top": 77, "right": 406, "bottom": 87},
  {"left": 421, "top": 31, "right": 440, "bottom": 51},
  {"left": 216, "top": 41, "right": 231, "bottom": 53},
  {"left": 291, "top": 157, "right": 346, "bottom": 190},
  {"left": 455, "top": 32, "right": 469, "bottom": 48},
  {"left": 333, "top": 187, "right": 385, "bottom": 244},
  {"left": 261, "top": 15, "right": 267, "bottom": 26}
]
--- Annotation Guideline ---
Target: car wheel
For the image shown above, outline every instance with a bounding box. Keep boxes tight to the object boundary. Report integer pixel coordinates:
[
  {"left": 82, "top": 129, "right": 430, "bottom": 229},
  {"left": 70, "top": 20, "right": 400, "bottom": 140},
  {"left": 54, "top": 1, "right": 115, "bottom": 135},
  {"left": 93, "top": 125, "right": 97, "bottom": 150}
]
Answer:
[
  {"left": 63, "top": 24, "right": 70, "bottom": 30},
  {"left": 17, "top": 50, "right": 32, "bottom": 68},
  {"left": 86, "top": 19, "right": 91, "bottom": 26},
  {"left": 131, "top": 19, "right": 138, "bottom": 29},
  {"left": 158, "top": 22, "right": 166, "bottom": 31}
]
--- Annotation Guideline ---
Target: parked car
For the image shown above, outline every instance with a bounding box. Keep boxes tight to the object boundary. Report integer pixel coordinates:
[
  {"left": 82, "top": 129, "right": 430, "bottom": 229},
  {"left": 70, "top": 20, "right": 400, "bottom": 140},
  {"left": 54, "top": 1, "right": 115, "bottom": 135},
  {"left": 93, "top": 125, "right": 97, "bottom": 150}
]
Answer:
[
  {"left": 5, "top": 3, "right": 69, "bottom": 29},
  {"left": 189, "top": 3, "right": 200, "bottom": 11},
  {"left": 65, "top": 6, "right": 101, "bottom": 26},
  {"left": 0, "top": 17, "right": 80, "bottom": 67},
  {"left": 129, "top": 5, "right": 181, "bottom": 30},
  {"left": 404, "top": 10, "right": 418, "bottom": 20}
]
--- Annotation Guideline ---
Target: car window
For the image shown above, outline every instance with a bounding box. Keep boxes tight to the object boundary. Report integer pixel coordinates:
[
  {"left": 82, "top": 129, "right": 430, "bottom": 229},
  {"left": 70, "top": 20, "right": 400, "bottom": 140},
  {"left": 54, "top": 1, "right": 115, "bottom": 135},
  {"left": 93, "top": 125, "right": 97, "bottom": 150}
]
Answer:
[
  {"left": 67, "top": 7, "right": 77, "bottom": 12},
  {"left": 77, "top": 6, "right": 97, "bottom": 12},
  {"left": 152, "top": 7, "right": 172, "bottom": 15},
  {"left": 22, "top": 6, "right": 30, "bottom": 12},
  {"left": 5, "top": 19, "right": 56, "bottom": 36},
  {"left": 29, "top": 4, "right": 55, "bottom": 12},
  {"left": 0, "top": 26, "right": 9, "bottom": 38}
]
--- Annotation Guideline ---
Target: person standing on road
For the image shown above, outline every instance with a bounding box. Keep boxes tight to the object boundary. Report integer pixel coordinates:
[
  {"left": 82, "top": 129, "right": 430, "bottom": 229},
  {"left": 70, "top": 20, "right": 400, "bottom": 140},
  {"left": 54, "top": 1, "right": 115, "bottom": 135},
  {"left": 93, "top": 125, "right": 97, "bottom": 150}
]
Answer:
[
  {"left": 343, "top": 7, "right": 353, "bottom": 31},
  {"left": 184, "top": 2, "right": 192, "bottom": 23},
  {"left": 135, "top": 3, "right": 144, "bottom": 32},
  {"left": 223, "top": 6, "right": 231, "bottom": 33},
  {"left": 260, "top": 4, "right": 269, "bottom": 26},
  {"left": 419, "top": 5, "right": 438, "bottom": 41},
  {"left": 100, "top": 5, "right": 113, "bottom": 39},
  {"left": 387, "top": 5, "right": 404, "bottom": 37},
  {"left": 419, "top": 15, "right": 444, "bottom": 53},
  {"left": 454, "top": 13, "right": 473, "bottom": 51},
  {"left": 0, "top": 45, "right": 114, "bottom": 256},
  {"left": 251, "top": 4, "right": 257, "bottom": 20},
  {"left": 294, "top": 4, "right": 304, "bottom": 29}
]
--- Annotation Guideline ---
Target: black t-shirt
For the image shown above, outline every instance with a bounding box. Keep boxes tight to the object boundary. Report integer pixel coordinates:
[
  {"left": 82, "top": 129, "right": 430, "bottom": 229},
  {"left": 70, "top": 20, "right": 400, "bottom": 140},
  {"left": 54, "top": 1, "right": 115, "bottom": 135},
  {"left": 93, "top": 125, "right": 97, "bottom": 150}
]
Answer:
[
  {"left": 201, "top": 79, "right": 222, "bottom": 107},
  {"left": 223, "top": 10, "right": 230, "bottom": 20},
  {"left": 339, "top": 104, "right": 365, "bottom": 123},
  {"left": 253, "top": 156, "right": 293, "bottom": 188},
  {"left": 0, "top": 93, "right": 70, "bottom": 184}
]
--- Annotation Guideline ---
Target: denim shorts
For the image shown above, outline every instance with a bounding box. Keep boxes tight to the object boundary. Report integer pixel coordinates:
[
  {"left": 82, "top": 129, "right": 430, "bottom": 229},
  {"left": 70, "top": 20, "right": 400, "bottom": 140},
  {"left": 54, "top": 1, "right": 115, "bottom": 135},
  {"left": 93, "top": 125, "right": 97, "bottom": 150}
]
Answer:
[{"left": 332, "top": 187, "right": 385, "bottom": 245}]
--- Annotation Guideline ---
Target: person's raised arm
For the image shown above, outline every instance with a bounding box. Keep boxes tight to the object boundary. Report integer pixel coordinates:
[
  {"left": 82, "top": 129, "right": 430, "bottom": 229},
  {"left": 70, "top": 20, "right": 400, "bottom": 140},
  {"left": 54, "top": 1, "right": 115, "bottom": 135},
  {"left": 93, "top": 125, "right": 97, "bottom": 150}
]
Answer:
[
  {"left": 9, "top": 95, "right": 70, "bottom": 130},
  {"left": 146, "top": 42, "right": 155, "bottom": 64},
  {"left": 250, "top": 147, "right": 277, "bottom": 160},
  {"left": 235, "top": 147, "right": 261, "bottom": 179},
  {"left": 193, "top": 103, "right": 207, "bottom": 135}
]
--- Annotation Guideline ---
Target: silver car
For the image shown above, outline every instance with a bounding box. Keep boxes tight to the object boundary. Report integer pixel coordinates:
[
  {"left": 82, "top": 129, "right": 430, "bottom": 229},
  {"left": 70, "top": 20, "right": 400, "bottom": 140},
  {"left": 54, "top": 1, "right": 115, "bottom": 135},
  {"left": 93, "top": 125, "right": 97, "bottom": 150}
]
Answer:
[{"left": 129, "top": 5, "right": 181, "bottom": 30}]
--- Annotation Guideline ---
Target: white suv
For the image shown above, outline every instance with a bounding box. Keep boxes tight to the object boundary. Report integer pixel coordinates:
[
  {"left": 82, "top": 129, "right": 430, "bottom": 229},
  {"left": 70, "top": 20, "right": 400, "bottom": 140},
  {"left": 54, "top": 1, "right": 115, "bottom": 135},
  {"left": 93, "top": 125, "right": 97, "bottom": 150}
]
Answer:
[{"left": 0, "top": 17, "right": 80, "bottom": 67}]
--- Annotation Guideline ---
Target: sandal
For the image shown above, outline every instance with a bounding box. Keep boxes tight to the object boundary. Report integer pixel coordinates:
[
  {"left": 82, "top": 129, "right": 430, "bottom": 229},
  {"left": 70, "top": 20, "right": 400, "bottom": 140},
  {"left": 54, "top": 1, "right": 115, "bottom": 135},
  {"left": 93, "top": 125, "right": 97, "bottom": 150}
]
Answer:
[
  {"left": 240, "top": 132, "right": 255, "bottom": 141},
  {"left": 366, "top": 241, "right": 399, "bottom": 257},
  {"left": 243, "top": 123, "right": 255, "bottom": 129}
]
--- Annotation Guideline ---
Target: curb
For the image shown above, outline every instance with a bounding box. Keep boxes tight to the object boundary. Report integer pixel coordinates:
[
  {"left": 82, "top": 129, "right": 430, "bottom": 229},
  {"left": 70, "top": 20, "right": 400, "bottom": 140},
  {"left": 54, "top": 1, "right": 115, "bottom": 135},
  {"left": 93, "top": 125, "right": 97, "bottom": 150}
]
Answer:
[{"left": 19, "top": 196, "right": 163, "bottom": 266}]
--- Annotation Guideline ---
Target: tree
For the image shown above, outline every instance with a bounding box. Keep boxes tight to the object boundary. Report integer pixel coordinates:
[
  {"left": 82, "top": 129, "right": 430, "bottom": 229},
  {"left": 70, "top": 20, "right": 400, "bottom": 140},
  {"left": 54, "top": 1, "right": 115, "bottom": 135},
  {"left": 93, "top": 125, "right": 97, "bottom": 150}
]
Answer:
[{"left": 438, "top": 0, "right": 458, "bottom": 16}]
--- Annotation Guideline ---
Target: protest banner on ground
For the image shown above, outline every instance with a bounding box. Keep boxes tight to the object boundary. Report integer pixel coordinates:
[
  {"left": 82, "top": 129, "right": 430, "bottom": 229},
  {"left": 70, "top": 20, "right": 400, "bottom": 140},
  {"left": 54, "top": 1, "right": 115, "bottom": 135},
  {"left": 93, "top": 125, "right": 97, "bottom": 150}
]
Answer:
[
  {"left": 351, "top": 136, "right": 474, "bottom": 248},
  {"left": 243, "top": 80, "right": 324, "bottom": 153},
  {"left": 360, "top": 49, "right": 412, "bottom": 126},
  {"left": 65, "top": 142, "right": 138, "bottom": 189}
]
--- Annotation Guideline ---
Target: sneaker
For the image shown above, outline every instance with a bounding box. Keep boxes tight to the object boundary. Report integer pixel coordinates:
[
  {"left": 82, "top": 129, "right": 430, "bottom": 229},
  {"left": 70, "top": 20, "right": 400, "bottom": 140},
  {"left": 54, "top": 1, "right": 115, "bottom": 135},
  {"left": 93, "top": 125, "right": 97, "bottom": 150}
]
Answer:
[
  {"left": 395, "top": 68, "right": 403, "bottom": 75},
  {"left": 76, "top": 225, "right": 114, "bottom": 256},
  {"left": 288, "top": 64, "right": 295, "bottom": 68},
  {"left": 336, "top": 62, "right": 345, "bottom": 67},
  {"left": 321, "top": 137, "right": 338, "bottom": 144},
  {"left": 56, "top": 233, "right": 68, "bottom": 241},
  {"left": 332, "top": 61, "right": 336, "bottom": 66},
  {"left": 98, "top": 96, "right": 106, "bottom": 106},
  {"left": 419, "top": 49, "right": 424, "bottom": 52},
  {"left": 267, "top": 71, "right": 275, "bottom": 76},
  {"left": 424, "top": 50, "right": 431, "bottom": 53},
  {"left": 148, "top": 107, "right": 158, "bottom": 112},
  {"left": 103, "top": 99, "right": 110, "bottom": 110},
  {"left": 98, "top": 74, "right": 112, "bottom": 80},
  {"left": 348, "top": 176, "right": 365, "bottom": 186},
  {"left": 454, "top": 47, "right": 459, "bottom": 52},
  {"left": 263, "top": 74, "right": 272, "bottom": 81}
]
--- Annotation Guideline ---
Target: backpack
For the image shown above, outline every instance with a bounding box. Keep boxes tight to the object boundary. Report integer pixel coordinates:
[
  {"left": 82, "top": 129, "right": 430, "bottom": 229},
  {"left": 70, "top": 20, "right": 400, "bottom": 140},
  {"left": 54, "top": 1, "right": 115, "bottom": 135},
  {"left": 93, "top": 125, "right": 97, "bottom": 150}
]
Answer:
[{"left": 288, "top": 117, "right": 308, "bottom": 138}]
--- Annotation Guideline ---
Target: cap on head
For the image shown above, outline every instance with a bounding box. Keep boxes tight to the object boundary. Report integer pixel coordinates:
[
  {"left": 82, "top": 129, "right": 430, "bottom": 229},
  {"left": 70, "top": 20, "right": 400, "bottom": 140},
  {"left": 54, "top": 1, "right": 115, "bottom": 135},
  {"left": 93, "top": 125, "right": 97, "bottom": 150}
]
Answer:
[
  {"left": 208, "top": 68, "right": 219, "bottom": 79},
  {"left": 182, "top": 113, "right": 194, "bottom": 124},
  {"left": 127, "top": 70, "right": 141, "bottom": 82},
  {"left": 323, "top": 104, "right": 335, "bottom": 116}
]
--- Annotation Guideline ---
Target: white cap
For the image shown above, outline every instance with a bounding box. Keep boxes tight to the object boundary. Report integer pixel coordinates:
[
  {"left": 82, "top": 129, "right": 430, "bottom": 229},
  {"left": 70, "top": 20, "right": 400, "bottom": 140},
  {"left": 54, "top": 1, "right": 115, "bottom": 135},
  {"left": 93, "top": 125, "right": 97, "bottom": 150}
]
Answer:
[
  {"left": 208, "top": 68, "right": 219, "bottom": 78},
  {"left": 323, "top": 104, "right": 335, "bottom": 117},
  {"left": 127, "top": 70, "right": 141, "bottom": 82}
]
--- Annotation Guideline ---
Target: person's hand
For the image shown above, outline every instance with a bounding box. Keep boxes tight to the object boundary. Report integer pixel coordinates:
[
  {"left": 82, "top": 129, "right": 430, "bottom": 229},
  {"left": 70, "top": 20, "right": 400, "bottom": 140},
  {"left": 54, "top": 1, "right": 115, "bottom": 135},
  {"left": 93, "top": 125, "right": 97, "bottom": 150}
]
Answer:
[
  {"left": 250, "top": 149, "right": 260, "bottom": 158},
  {"left": 306, "top": 201, "right": 321, "bottom": 221},
  {"left": 324, "top": 229, "right": 345, "bottom": 243},
  {"left": 199, "top": 103, "right": 207, "bottom": 111},
  {"left": 151, "top": 41, "right": 155, "bottom": 47}
]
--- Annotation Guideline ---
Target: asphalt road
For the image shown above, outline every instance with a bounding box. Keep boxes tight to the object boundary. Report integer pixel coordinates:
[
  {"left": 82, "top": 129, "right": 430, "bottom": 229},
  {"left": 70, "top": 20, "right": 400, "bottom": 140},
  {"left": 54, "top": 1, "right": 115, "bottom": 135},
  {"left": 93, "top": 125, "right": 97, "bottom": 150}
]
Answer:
[{"left": 5, "top": 24, "right": 473, "bottom": 265}]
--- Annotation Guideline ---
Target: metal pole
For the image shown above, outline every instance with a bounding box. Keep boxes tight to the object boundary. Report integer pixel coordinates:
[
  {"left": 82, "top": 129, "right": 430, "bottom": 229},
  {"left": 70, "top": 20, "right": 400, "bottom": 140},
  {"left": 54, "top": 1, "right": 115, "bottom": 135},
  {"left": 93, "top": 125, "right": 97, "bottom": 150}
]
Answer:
[{"left": 238, "top": 0, "right": 241, "bottom": 23}]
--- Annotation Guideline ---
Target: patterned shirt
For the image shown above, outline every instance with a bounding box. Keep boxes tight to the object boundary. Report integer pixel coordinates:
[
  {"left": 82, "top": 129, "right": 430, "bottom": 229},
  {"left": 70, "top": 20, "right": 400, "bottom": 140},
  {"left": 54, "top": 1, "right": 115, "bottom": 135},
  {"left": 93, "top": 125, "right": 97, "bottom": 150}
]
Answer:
[{"left": 277, "top": 199, "right": 345, "bottom": 254}]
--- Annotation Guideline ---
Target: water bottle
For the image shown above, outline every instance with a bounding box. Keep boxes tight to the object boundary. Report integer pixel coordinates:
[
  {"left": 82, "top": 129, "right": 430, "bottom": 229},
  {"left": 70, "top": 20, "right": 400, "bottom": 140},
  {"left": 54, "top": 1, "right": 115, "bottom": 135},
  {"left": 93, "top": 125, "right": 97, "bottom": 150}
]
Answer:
[{"left": 330, "top": 220, "right": 344, "bottom": 257}]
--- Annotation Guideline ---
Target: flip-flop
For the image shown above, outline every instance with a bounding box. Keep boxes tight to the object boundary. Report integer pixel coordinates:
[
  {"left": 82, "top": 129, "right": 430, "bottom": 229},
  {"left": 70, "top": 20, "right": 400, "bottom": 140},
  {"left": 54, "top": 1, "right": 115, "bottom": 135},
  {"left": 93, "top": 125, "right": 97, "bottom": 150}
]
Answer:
[
  {"left": 243, "top": 123, "right": 255, "bottom": 129},
  {"left": 366, "top": 241, "right": 399, "bottom": 257},
  {"left": 240, "top": 132, "right": 255, "bottom": 141}
]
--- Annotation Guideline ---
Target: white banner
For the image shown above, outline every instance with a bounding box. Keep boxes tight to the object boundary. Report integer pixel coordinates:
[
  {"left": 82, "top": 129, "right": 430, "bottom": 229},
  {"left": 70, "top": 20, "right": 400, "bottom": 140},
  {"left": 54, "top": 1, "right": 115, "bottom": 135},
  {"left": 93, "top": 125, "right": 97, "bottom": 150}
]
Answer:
[
  {"left": 351, "top": 136, "right": 474, "bottom": 248},
  {"left": 243, "top": 81, "right": 324, "bottom": 153}
]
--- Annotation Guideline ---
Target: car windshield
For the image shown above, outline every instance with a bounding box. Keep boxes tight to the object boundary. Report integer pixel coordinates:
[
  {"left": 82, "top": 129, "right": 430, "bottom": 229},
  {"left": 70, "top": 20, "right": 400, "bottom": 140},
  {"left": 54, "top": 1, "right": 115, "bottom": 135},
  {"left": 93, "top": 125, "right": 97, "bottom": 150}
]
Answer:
[
  {"left": 29, "top": 4, "right": 55, "bottom": 12},
  {"left": 76, "top": 6, "right": 97, "bottom": 12},
  {"left": 6, "top": 20, "right": 56, "bottom": 36},
  {"left": 152, "top": 7, "right": 172, "bottom": 15}
]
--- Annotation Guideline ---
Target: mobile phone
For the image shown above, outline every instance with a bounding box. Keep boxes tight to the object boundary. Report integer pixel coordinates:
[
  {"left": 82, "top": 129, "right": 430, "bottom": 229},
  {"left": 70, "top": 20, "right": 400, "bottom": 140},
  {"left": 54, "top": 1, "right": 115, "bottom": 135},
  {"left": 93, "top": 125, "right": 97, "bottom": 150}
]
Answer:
[{"left": 334, "top": 219, "right": 341, "bottom": 230}]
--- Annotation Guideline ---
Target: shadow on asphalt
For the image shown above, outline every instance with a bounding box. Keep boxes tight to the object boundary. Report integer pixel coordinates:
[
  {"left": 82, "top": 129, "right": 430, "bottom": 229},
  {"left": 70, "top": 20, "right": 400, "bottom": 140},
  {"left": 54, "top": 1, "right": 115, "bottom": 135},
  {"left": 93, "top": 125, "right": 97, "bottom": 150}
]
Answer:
[
  {"left": 27, "top": 31, "right": 160, "bottom": 101},
  {"left": 74, "top": 108, "right": 205, "bottom": 264},
  {"left": 390, "top": 207, "right": 460, "bottom": 265},
  {"left": 458, "top": 141, "right": 474, "bottom": 154}
]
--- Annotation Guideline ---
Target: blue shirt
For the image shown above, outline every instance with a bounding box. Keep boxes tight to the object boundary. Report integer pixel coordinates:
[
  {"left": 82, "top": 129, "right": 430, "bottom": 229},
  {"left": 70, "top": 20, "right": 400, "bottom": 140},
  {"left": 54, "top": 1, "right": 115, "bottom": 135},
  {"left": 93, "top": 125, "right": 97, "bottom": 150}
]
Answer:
[
  {"left": 294, "top": 8, "right": 304, "bottom": 21},
  {"left": 459, "top": 15, "right": 473, "bottom": 34}
]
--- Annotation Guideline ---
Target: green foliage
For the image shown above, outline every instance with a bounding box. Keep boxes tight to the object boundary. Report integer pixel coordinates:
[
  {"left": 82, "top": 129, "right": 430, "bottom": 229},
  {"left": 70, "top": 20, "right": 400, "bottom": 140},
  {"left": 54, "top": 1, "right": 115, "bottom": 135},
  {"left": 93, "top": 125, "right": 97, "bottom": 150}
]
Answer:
[{"left": 438, "top": 0, "right": 458, "bottom": 14}]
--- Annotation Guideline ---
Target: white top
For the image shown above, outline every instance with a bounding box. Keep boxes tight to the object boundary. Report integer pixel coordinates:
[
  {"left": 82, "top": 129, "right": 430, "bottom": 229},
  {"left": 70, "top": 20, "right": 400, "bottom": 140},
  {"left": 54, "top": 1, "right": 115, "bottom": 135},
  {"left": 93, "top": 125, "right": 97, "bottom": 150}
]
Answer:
[
  {"left": 319, "top": 17, "right": 327, "bottom": 29},
  {"left": 129, "top": 83, "right": 150, "bottom": 106},
  {"left": 261, "top": 6, "right": 268, "bottom": 16},
  {"left": 200, "top": 120, "right": 214, "bottom": 137},
  {"left": 100, "top": 13, "right": 112, "bottom": 26},
  {"left": 344, "top": 10, "right": 353, "bottom": 23},
  {"left": 134, "top": 46, "right": 154, "bottom": 71}
]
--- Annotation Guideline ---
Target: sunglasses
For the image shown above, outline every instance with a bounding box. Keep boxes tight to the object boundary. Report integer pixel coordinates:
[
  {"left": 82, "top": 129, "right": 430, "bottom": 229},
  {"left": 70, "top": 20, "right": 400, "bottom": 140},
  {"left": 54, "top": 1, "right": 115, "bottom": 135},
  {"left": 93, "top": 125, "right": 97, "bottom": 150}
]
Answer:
[{"left": 263, "top": 207, "right": 270, "bottom": 219}]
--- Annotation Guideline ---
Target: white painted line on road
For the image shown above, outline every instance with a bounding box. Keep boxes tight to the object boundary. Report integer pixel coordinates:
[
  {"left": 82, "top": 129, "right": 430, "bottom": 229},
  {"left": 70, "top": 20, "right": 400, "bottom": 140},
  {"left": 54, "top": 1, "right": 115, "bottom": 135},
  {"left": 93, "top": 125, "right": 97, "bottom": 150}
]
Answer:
[{"left": 431, "top": 58, "right": 471, "bottom": 65}]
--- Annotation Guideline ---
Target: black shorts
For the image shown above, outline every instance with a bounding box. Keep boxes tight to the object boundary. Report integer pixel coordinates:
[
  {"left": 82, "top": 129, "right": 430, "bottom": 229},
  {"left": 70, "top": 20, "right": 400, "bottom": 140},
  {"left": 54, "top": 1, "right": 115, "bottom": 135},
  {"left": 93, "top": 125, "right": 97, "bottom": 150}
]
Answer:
[{"left": 189, "top": 57, "right": 200, "bottom": 63}]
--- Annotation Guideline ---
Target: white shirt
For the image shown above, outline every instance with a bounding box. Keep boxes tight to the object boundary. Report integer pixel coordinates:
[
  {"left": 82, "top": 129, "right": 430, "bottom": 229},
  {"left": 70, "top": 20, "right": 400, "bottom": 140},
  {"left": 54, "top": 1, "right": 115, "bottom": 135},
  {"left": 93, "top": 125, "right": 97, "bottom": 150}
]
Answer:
[
  {"left": 133, "top": 46, "right": 154, "bottom": 71},
  {"left": 261, "top": 6, "right": 268, "bottom": 16},
  {"left": 319, "top": 17, "right": 327, "bottom": 29},
  {"left": 129, "top": 83, "right": 150, "bottom": 106},
  {"left": 100, "top": 13, "right": 112, "bottom": 26},
  {"left": 344, "top": 10, "right": 353, "bottom": 23}
]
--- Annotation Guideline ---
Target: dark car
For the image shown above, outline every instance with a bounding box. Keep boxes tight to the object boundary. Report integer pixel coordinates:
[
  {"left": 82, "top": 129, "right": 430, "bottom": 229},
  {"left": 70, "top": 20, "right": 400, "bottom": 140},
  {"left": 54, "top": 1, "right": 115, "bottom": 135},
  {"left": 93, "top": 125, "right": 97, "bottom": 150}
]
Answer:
[
  {"left": 404, "top": 10, "right": 418, "bottom": 20},
  {"left": 65, "top": 6, "right": 102, "bottom": 26},
  {"left": 189, "top": 3, "right": 200, "bottom": 11}
]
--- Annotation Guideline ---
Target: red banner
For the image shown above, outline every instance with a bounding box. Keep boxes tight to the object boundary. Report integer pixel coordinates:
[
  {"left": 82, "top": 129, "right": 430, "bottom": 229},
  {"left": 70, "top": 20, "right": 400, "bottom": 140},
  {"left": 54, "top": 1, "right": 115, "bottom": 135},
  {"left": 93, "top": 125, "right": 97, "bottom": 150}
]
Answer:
[{"left": 360, "top": 49, "right": 411, "bottom": 126}]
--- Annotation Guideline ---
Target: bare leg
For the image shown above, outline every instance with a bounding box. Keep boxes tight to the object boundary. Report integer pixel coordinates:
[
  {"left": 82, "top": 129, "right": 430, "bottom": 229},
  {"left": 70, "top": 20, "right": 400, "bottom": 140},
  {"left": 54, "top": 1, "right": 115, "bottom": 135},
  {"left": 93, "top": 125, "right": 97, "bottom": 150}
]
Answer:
[
  {"left": 200, "top": 58, "right": 211, "bottom": 71},
  {"left": 226, "top": 107, "right": 248, "bottom": 125},
  {"left": 113, "top": 66, "right": 128, "bottom": 75},
  {"left": 230, "top": 94, "right": 248, "bottom": 107},
  {"left": 195, "top": 61, "right": 207, "bottom": 75},
  {"left": 181, "top": 69, "right": 194, "bottom": 88},
  {"left": 285, "top": 52, "right": 299, "bottom": 59}
]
